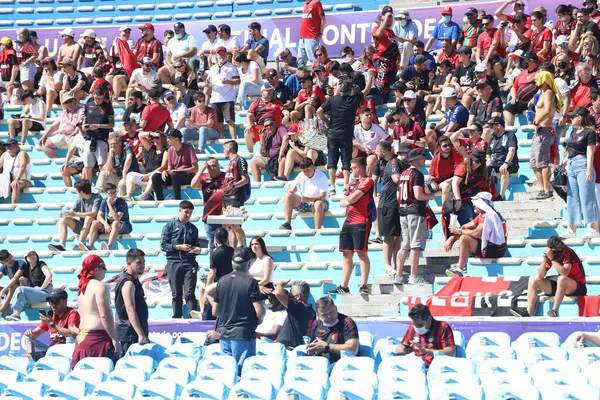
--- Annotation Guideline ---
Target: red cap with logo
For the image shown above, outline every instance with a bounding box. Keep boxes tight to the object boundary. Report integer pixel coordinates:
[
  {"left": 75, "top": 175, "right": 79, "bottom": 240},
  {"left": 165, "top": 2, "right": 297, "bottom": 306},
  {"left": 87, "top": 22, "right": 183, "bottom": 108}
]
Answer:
[
  {"left": 441, "top": 6, "right": 453, "bottom": 15},
  {"left": 138, "top": 23, "right": 155, "bottom": 30}
]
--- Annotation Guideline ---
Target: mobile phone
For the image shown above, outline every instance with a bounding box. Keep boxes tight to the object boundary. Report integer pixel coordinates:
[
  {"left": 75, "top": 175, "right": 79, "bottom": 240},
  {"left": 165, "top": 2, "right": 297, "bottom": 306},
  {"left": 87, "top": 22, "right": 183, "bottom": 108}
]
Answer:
[
  {"left": 500, "top": 21, "right": 508, "bottom": 28},
  {"left": 38, "top": 309, "right": 47, "bottom": 317},
  {"left": 83, "top": 124, "right": 90, "bottom": 130},
  {"left": 11, "top": 115, "right": 20, "bottom": 120}
]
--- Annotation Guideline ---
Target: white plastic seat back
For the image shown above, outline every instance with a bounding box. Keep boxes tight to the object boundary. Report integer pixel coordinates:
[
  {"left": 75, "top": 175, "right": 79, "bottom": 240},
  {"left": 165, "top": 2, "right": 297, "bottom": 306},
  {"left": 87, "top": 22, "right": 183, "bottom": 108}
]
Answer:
[
  {"left": 539, "top": 384, "right": 600, "bottom": 400},
  {"left": 108, "top": 367, "right": 147, "bottom": 385},
  {"left": 198, "top": 355, "right": 237, "bottom": 373},
  {"left": 330, "top": 356, "right": 374, "bottom": 375},
  {"left": 373, "top": 337, "right": 402, "bottom": 363},
  {"left": 126, "top": 343, "right": 163, "bottom": 361},
  {"left": 25, "top": 369, "right": 61, "bottom": 386},
  {"left": 148, "top": 332, "right": 174, "bottom": 349},
  {"left": 518, "top": 347, "right": 569, "bottom": 366},
  {"left": 330, "top": 370, "right": 378, "bottom": 390},
  {"left": 66, "top": 367, "right": 106, "bottom": 387},
  {"left": 196, "top": 368, "right": 237, "bottom": 389},
  {"left": 453, "top": 330, "right": 465, "bottom": 347},
  {"left": 35, "top": 355, "right": 71, "bottom": 376},
  {"left": 92, "top": 381, "right": 136, "bottom": 399},
  {"left": 45, "top": 343, "right": 75, "bottom": 359},
  {"left": 476, "top": 358, "right": 527, "bottom": 375},
  {"left": 513, "top": 332, "right": 561, "bottom": 352},
  {"left": 327, "top": 381, "right": 376, "bottom": 400},
  {"left": 376, "top": 370, "right": 426, "bottom": 388},
  {"left": 3, "top": 381, "right": 43, "bottom": 399},
  {"left": 182, "top": 380, "right": 228, "bottom": 399},
  {"left": 286, "top": 355, "right": 329, "bottom": 373},
  {"left": 466, "top": 332, "right": 512, "bottom": 358},
  {"left": 73, "top": 356, "right": 114, "bottom": 376},
  {"left": 479, "top": 373, "right": 534, "bottom": 398},
  {"left": 241, "top": 355, "right": 285, "bottom": 375},
  {"left": 175, "top": 332, "right": 207, "bottom": 346},
  {"left": 115, "top": 355, "right": 155, "bottom": 376},
  {"left": 489, "top": 383, "right": 541, "bottom": 400},
  {"left": 134, "top": 378, "right": 179, "bottom": 399},
  {"left": 468, "top": 346, "right": 516, "bottom": 363},
  {"left": 276, "top": 381, "right": 327, "bottom": 400},
  {"left": 377, "top": 355, "right": 426, "bottom": 375},
  {"left": 0, "top": 371, "right": 20, "bottom": 391},
  {"left": 255, "top": 341, "right": 286, "bottom": 358},
  {"left": 163, "top": 342, "right": 203, "bottom": 360},
  {"left": 377, "top": 382, "right": 428, "bottom": 400},
  {"left": 240, "top": 368, "right": 284, "bottom": 391},
  {"left": 430, "top": 383, "right": 484, "bottom": 400},
  {"left": 156, "top": 357, "right": 197, "bottom": 378},
  {"left": 569, "top": 347, "right": 600, "bottom": 369},
  {"left": 0, "top": 357, "right": 34, "bottom": 376},
  {"left": 428, "top": 356, "right": 475, "bottom": 379},
  {"left": 430, "top": 372, "right": 479, "bottom": 389},
  {"left": 283, "top": 369, "right": 328, "bottom": 390},
  {"left": 562, "top": 332, "right": 599, "bottom": 349},
  {"left": 586, "top": 360, "right": 600, "bottom": 389},
  {"left": 229, "top": 379, "right": 275, "bottom": 400},
  {"left": 44, "top": 380, "right": 88, "bottom": 399},
  {"left": 151, "top": 367, "right": 191, "bottom": 387}
]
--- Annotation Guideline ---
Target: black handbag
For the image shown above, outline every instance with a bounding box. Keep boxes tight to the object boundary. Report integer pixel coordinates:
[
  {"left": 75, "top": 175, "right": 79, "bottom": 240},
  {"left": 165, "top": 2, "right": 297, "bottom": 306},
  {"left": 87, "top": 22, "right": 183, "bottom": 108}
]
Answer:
[{"left": 552, "top": 164, "right": 567, "bottom": 187}]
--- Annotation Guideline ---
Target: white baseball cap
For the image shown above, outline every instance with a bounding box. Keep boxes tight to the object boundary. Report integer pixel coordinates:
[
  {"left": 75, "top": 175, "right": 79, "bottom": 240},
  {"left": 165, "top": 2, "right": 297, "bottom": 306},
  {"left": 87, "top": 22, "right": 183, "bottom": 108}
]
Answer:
[
  {"left": 556, "top": 35, "right": 569, "bottom": 46},
  {"left": 58, "top": 28, "right": 75, "bottom": 37},
  {"left": 80, "top": 29, "right": 97, "bottom": 39},
  {"left": 142, "top": 56, "right": 153, "bottom": 65},
  {"left": 403, "top": 90, "right": 417, "bottom": 99},
  {"left": 119, "top": 25, "right": 131, "bottom": 32},
  {"left": 440, "top": 87, "right": 457, "bottom": 98},
  {"left": 474, "top": 63, "right": 488, "bottom": 73}
]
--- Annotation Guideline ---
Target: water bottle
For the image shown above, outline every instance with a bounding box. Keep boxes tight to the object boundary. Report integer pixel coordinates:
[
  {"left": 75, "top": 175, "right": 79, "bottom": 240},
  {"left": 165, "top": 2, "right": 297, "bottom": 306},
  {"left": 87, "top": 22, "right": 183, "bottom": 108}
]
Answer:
[
  {"left": 60, "top": 205, "right": 70, "bottom": 218},
  {"left": 302, "top": 336, "right": 311, "bottom": 346},
  {"left": 526, "top": 110, "right": 535, "bottom": 124}
]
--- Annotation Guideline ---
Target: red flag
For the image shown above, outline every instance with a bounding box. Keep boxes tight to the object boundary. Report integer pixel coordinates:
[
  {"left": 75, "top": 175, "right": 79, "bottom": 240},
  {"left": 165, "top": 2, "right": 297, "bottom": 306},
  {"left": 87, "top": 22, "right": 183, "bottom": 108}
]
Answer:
[
  {"left": 115, "top": 38, "right": 138, "bottom": 77},
  {"left": 578, "top": 296, "right": 600, "bottom": 317}
]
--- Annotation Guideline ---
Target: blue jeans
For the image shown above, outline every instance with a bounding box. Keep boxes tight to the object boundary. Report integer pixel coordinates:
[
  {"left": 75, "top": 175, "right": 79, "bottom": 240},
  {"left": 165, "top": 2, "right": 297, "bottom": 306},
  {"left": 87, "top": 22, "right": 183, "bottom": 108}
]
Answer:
[
  {"left": 204, "top": 223, "right": 221, "bottom": 254},
  {"left": 11, "top": 285, "right": 53, "bottom": 313},
  {"left": 297, "top": 38, "right": 320, "bottom": 67},
  {"left": 221, "top": 339, "right": 256, "bottom": 374},
  {"left": 566, "top": 155, "right": 599, "bottom": 226},
  {"left": 181, "top": 127, "right": 220, "bottom": 150},
  {"left": 236, "top": 81, "right": 262, "bottom": 109}
]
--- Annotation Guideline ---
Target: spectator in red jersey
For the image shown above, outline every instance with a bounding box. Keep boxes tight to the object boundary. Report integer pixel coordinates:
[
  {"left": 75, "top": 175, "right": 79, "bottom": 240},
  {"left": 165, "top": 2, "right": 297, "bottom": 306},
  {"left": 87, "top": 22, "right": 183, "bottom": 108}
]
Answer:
[
  {"left": 450, "top": 123, "right": 489, "bottom": 162},
  {"left": 191, "top": 157, "right": 225, "bottom": 252},
  {"left": 151, "top": 128, "right": 198, "bottom": 201},
  {"left": 140, "top": 88, "right": 174, "bottom": 133},
  {"left": 436, "top": 38, "right": 460, "bottom": 69},
  {"left": 389, "top": 106, "right": 426, "bottom": 152},
  {"left": 528, "top": 11, "right": 552, "bottom": 62},
  {"left": 298, "top": 0, "right": 325, "bottom": 67},
  {"left": 519, "top": 236, "right": 587, "bottom": 317},
  {"left": 430, "top": 136, "right": 463, "bottom": 201},
  {"left": 328, "top": 157, "right": 373, "bottom": 295},
  {"left": 396, "top": 149, "right": 436, "bottom": 285},
  {"left": 570, "top": 63, "right": 598, "bottom": 111},
  {"left": 503, "top": 51, "right": 540, "bottom": 126},
  {"left": 476, "top": 15, "right": 505, "bottom": 70},
  {"left": 120, "top": 118, "right": 143, "bottom": 162},
  {"left": 447, "top": 148, "right": 489, "bottom": 225},
  {"left": 0, "top": 37, "right": 18, "bottom": 102},
  {"left": 394, "top": 304, "right": 455, "bottom": 366},
  {"left": 372, "top": 7, "right": 400, "bottom": 99},
  {"left": 15, "top": 28, "right": 38, "bottom": 92},
  {"left": 127, "top": 131, "right": 167, "bottom": 202},
  {"left": 133, "top": 23, "right": 163, "bottom": 70},
  {"left": 445, "top": 191, "right": 507, "bottom": 277},
  {"left": 312, "top": 45, "right": 332, "bottom": 73},
  {"left": 244, "top": 83, "right": 284, "bottom": 153},
  {"left": 291, "top": 75, "right": 326, "bottom": 124},
  {"left": 222, "top": 140, "right": 249, "bottom": 247},
  {"left": 554, "top": 5, "right": 577, "bottom": 40},
  {"left": 584, "top": 0, "right": 600, "bottom": 25}
]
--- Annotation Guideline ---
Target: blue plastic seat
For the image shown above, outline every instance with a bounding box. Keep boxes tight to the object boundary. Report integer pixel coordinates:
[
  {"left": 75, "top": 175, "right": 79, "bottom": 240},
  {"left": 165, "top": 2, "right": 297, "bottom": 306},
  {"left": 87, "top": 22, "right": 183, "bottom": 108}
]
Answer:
[
  {"left": 0, "top": 357, "right": 34, "bottom": 376},
  {"left": 475, "top": 358, "right": 527, "bottom": 375},
  {"left": 539, "top": 384, "right": 600, "bottom": 400},
  {"left": 453, "top": 330, "right": 465, "bottom": 347},
  {"left": 107, "top": 367, "right": 147, "bottom": 386},
  {"left": 197, "top": 354, "right": 237, "bottom": 373},
  {"left": 125, "top": 343, "right": 163, "bottom": 361},
  {"left": 276, "top": 381, "right": 326, "bottom": 400},
  {"left": 134, "top": 378, "right": 179, "bottom": 399},
  {"left": 468, "top": 346, "right": 516, "bottom": 362},
  {"left": 430, "top": 383, "right": 484, "bottom": 400},
  {"left": 229, "top": 379, "right": 275, "bottom": 400},
  {"left": 562, "top": 332, "right": 598, "bottom": 348},
  {"left": 115, "top": 355, "right": 155, "bottom": 376},
  {"left": 285, "top": 354, "right": 329, "bottom": 373},
  {"left": 73, "top": 356, "right": 114, "bottom": 376},
  {"left": 518, "top": 347, "right": 568, "bottom": 366},
  {"left": 478, "top": 374, "right": 534, "bottom": 399},
  {"left": 358, "top": 331, "right": 375, "bottom": 358},
  {"left": 66, "top": 368, "right": 106, "bottom": 389},
  {"left": 164, "top": 342, "right": 203, "bottom": 361},
  {"left": 489, "top": 384, "right": 541, "bottom": 400},
  {"left": 181, "top": 380, "right": 228, "bottom": 399},
  {"left": 148, "top": 332, "right": 174, "bottom": 349},
  {"left": 196, "top": 368, "right": 238, "bottom": 389},
  {"left": 529, "top": 360, "right": 586, "bottom": 387},
  {"left": 377, "top": 382, "right": 428, "bottom": 400},
  {"left": 3, "top": 381, "right": 44, "bottom": 399},
  {"left": 586, "top": 360, "right": 600, "bottom": 389},
  {"left": 91, "top": 381, "right": 136, "bottom": 399},
  {"left": 330, "top": 356, "right": 375, "bottom": 375},
  {"left": 0, "top": 371, "right": 21, "bottom": 393},
  {"left": 35, "top": 356, "right": 71, "bottom": 376},
  {"left": 43, "top": 380, "right": 88, "bottom": 399},
  {"left": 466, "top": 332, "right": 512, "bottom": 358},
  {"left": 202, "top": 343, "right": 226, "bottom": 358},
  {"left": 283, "top": 370, "right": 329, "bottom": 390},
  {"left": 26, "top": 369, "right": 62, "bottom": 387},
  {"left": 157, "top": 357, "right": 198, "bottom": 379},
  {"left": 241, "top": 368, "right": 283, "bottom": 391},
  {"left": 241, "top": 355, "right": 285, "bottom": 375},
  {"left": 428, "top": 357, "right": 475, "bottom": 378},
  {"left": 151, "top": 367, "right": 192, "bottom": 388},
  {"left": 569, "top": 347, "right": 600, "bottom": 369},
  {"left": 256, "top": 341, "right": 287, "bottom": 358},
  {"left": 175, "top": 332, "right": 206, "bottom": 346},
  {"left": 377, "top": 356, "right": 426, "bottom": 375},
  {"left": 512, "top": 332, "right": 562, "bottom": 352},
  {"left": 327, "top": 382, "right": 376, "bottom": 400},
  {"left": 330, "top": 370, "right": 377, "bottom": 390}
]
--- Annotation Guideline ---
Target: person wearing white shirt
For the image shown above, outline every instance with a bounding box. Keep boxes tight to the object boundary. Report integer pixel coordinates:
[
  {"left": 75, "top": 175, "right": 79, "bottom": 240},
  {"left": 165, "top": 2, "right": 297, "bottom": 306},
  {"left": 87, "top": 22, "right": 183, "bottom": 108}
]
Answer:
[
  {"left": 199, "top": 24, "right": 219, "bottom": 71},
  {"left": 216, "top": 24, "right": 241, "bottom": 58},
  {"left": 126, "top": 57, "right": 159, "bottom": 104},
  {"left": 353, "top": 108, "right": 390, "bottom": 174},
  {"left": 234, "top": 52, "right": 263, "bottom": 109},
  {"left": 393, "top": 9, "right": 418, "bottom": 68},
  {"left": 159, "top": 22, "right": 199, "bottom": 85},
  {"left": 255, "top": 295, "right": 287, "bottom": 340},
  {"left": 163, "top": 90, "right": 188, "bottom": 130},
  {"left": 280, "top": 157, "right": 329, "bottom": 230},
  {"left": 207, "top": 47, "right": 240, "bottom": 139}
]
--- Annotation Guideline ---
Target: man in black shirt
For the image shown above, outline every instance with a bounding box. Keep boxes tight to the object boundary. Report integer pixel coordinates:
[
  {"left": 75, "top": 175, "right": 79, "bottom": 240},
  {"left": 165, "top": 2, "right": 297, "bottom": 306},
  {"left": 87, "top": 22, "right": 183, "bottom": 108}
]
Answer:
[
  {"left": 120, "top": 91, "right": 146, "bottom": 135},
  {"left": 273, "top": 279, "right": 315, "bottom": 349},
  {"left": 160, "top": 200, "right": 201, "bottom": 318},
  {"left": 114, "top": 248, "right": 149, "bottom": 355},
  {"left": 372, "top": 141, "right": 406, "bottom": 279},
  {"left": 174, "top": 75, "right": 198, "bottom": 109},
  {"left": 265, "top": 68, "right": 293, "bottom": 121},
  {"left": 82, "top": 86, "right": 114, "bottom": 184},
  {"left": 450, "top": 47, "right": 476, "bottom": 95},
  {"left": 400, "top": 55, "right": 430, "bottom": 95},
  {"left": 571, "top": 8, "right": 600, "bottom": 49},
  {"left": 318, "top": 81, "right": 364, "bottom": 194},
  {"left": 223, "top": 140, "right": 248, "bottom": 247},
  {"left": 402, "top": 90, "right": 428, "bottom": 130},
  {"left": 307, "top": 296, "right": 359, "bottom": 363},
  {"left": 207, "top": 227, "right": 233, "bottom": 285},
  {"left": 210, "top": 247, "right": 265, "bottom": 371},
  {"left": 486, "top": 116, "right": 518, "bottom": 200}
]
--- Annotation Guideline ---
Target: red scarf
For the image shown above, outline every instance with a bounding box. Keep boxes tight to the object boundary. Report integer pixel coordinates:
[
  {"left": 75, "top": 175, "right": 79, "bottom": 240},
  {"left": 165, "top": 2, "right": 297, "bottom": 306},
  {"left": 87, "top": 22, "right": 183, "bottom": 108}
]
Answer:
[{"left": 115, "top": 38, "right": 137, "bottom": 77}]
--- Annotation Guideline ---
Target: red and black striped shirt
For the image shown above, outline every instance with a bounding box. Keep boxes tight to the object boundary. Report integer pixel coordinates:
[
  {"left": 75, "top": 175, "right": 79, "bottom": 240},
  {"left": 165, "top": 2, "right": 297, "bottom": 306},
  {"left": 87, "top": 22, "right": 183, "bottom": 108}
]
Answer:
[
  {"left": 401, "top": 318, "right": 455, "bottom": 367},
  {"left": 200, "top": 172, "right": 225, "bottom": 223}
]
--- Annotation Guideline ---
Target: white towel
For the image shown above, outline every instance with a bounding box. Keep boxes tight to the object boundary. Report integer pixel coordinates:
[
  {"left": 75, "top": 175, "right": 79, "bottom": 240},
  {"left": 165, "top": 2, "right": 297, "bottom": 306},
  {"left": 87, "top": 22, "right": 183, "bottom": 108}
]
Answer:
[
  {"left": 0, "top": 170, "right": 10, "bottom": 200},
  {"left": 481, "top": 212, "right": 505, "bottom": 252}
]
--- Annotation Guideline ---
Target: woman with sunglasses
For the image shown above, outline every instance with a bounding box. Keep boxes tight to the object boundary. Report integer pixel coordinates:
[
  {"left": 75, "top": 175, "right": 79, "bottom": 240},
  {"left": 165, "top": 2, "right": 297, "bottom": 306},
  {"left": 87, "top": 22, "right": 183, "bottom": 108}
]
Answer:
[
  {"left": 233, "top": 52, "right": 263, "bottom": 110},
  {"left": 312, "top": 45, "right": 332, "bottom": 73},
  {"left": 128, "top": 131, "right": 168, "bottom": 201}
]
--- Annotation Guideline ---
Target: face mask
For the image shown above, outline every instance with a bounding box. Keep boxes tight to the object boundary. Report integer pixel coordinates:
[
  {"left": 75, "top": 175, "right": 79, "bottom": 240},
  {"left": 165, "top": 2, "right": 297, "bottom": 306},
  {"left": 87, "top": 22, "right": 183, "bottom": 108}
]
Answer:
[
  {"left": 343, "top": 56, "right": 352, "bottom": 63},
  {"left": 557, "top": 60, "right": 567, "bottom": 69},
  {"left": 322, "top": 318, "right": 339, "bottom": 328},
  {"left": 400, "top": 20, "right": 407, "bottom": 27},
  {"left": 176, "top": 33, "right": 184, "bottom": 40},
  {"left": 443, "top": 15, "right": 451, "bottom": 23},
  {"left": 416, "top": 325, "right": 429, "bottom": 335}
]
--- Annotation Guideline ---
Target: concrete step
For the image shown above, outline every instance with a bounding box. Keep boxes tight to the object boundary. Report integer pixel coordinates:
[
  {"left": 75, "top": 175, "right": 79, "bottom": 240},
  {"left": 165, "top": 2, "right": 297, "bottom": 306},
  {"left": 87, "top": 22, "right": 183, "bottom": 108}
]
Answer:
[
  {"left": 513, "top": 191, "right": 566, "bottom": 203},
  {"left": 340, "top": 293, "right": 411, "bottom": 305},
  {"left": 336, "top": 303, "right": 400, "bottom": 317}
]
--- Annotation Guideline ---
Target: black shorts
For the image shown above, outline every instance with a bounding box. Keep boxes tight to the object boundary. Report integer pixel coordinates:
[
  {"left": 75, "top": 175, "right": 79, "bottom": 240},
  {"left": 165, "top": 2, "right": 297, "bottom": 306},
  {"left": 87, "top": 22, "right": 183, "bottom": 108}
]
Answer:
[
  {"left": 223, "top": 198, "right": 244, "bottom": 208},
  {"left": 490, "top": 162, "right": 519, "bottom": 175},
  {"left": 214, "top": 101, "right": 235, "bottom": 122},
  {"left": 339, "top": 223, "right": 370, "bottom": 253},
  {"left": 378, "top": 207, "right": 401, "bottom": 237},
  {"left": 473, "top": 239, "right": 506, "bottom": 258},
  {"left": 547, "top": 275, "right": 588, "bottom": 297},
  {"left": 29, "top": 350, "right": 46, "bottom": 361},
  {"left": 504, "top": 100, "right": 529, "bottom": 115}
]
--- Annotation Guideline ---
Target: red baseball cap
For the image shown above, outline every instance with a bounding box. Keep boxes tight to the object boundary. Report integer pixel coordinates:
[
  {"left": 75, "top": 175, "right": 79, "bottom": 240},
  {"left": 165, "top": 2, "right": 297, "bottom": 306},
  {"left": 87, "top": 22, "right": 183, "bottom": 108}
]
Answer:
[
  {"left": 215, "top": 46, "right": 227, "bottom": 54},
  {"left": 441, "top": 6, "right": 452, "bottom": 15},
  {"left": 138, "top": 23, "right": 155, "bottom": 31}
]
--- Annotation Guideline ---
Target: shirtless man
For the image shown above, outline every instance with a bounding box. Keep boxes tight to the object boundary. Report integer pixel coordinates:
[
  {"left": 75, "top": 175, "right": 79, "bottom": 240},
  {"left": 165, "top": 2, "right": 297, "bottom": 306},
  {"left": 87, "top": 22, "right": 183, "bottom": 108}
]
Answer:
[
  {"left": 71, "top": 255, "right": 120, "bottom": 369},
  {"left": 57, "top": 28, "right": 82, "bottom": 67},
  {"left": 530, "top": 71, "right": 559, "bottom": 200}
]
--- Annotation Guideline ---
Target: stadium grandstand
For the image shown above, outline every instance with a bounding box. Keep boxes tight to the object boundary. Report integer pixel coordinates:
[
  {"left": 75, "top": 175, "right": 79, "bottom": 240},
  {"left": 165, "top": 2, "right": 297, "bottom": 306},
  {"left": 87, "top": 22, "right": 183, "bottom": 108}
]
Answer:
[{"left": 0, "top": 0, "right": 599, "bottom": 397}]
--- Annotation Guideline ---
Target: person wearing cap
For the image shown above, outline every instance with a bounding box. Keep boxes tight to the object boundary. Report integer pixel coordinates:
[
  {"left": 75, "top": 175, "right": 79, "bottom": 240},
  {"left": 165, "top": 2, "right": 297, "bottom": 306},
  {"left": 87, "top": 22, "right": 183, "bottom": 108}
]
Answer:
[
  {"left": 396, "top": 148, "right": 436, "bottom": 284},
  {"left": 399, "top": 89, "right": 427, "bottom": 131},
  {"left": 264, "top": 68, "right": 293, "bottom": 111},
  {"left": 126, "top": 56, "right": 159, "bottom": 104},
  {"left": 244, "top": 83, "right": 285, "bottom": 153},
  {"left": 72, "top": 255, "right": 120, "bottom": 368},
  {"left": 298, "top": 0, "right": 325, "bottom": 67},
  {"left": 152, "top": 128, "right": 198, "bottom": 201},
  {"left": 113, "top": 249, "right": 149, "bottom": 354},
  {"left": 205, "top": 246, "right": 264, "bottom": 369},
  {"left": 80, "top": 86, "right": 114, "bottom": 180},
  {"left": 8, "top": 89, "right": 46, "bottom": 145},
  {"left": 318, "top": 81, "right": 364, "bottom": 192},
  {"left": 139, "top": 88, "right": 173, "bottom": 134},
  {"left": 57, "top": 27, "right": 81, "bottom": 68},
  {"left": 503, "top": 51, "right": 540, "bottom": 126},
  {"left": 165, "top": 22, "right": 199, "bottom": 77},
  {"left": 467, "top": 79, "right": 503, "bottom": 132},
  {"left": 461, "top": 7, "right": 484, "bottom": 48},
  {"left": 487, "top": 116, "right": 519, "bottom": 200},
  {"left": 553, "top": 35, "right": 578, "bottom": 68},
  {"left": 400, "top": 54, "right": 430, "bottom": 95},
  {"left": 450, "top": 46, "right": 476, "bottom": 95},
  {"left": 4, "top": 249, "right": 53, "bottom": 322},
  {"left": 0, "top": 138, "right": 31, "bottom": 204},
  {"left": 352, "top": 107, "right": 390, "bottom": 174},
  {"left": 436, "top": 38, "right": 460, "bottom": 69},
  {"left": 291, "top": 73, "right": 326, "bottom": 124},
  {"left": 240, "top": 22, "right": 270, "bottom": 68},
  {"left": 79, "top": 29, "right": 107, "bottom": 77},
  {"left": 495, "top": 0, "right": 531, "bottom": 28},
  {"left": 181, "top": 91, "right": 219, "bottom": 152},
  {"left": 445, "top": 192, "right": 507, "bottom": 277},
  {"left": 0, "top": 249, "right": 30, "bottom": 316},
  {"left": 233, "top": 51, "right": 264, "bottom": 110},
  {"left": 133, "top": 23, "right": 163, "bottom": 70},
  {"left": 207, "top": 46, "right": 240, "bottom": 140},
  {"left": 561, "top": 106, "right": 600, "bottom": 239},
  {"left": 60, "top": 56, "right": 89, "bottom": 102},
  {"left": 39, "top": 92, "right": 84, "bottom": 159},
  {"left": 23, "top": 288, "right": 79, "bottom": 360},
  {"left": 425, "top": 87, "right": 469, "bottom": 153},
  {"left": 408, "top": 40, "right": 436, "bottom": 73},
  {"left": 425, "top": 6, "right": 460, "bottom": 51},
  {"left": 476, "top": 14, "right": 506, "bottom": 69},
  {"left": 583, "top": 0, "right": 600, "bottom": 24},
  {"left": 372, "top": 6, "right": 400, "bottom": 98},
  {"left": 163, "top": 89, "right": 189, "bottom": 131},
  {"left": 36, "top": 57, "right": 64, "bottom": 118},
  {"left": 198, "top": 24, "right": 219, "bottom": 70},
  {"left": 128, "top": 130, "right": 167, "bottom": 201},
  {"left": 392, "top": 9, "right": 418, "bottom": 68}
]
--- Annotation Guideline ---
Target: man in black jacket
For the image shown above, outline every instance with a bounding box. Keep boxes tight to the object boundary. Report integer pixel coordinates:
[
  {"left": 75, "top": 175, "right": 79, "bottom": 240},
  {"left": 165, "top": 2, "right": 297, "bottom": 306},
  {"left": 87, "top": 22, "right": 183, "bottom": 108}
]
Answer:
[{"left": 160, "top": 200, "right": 201, "bottom": 318}]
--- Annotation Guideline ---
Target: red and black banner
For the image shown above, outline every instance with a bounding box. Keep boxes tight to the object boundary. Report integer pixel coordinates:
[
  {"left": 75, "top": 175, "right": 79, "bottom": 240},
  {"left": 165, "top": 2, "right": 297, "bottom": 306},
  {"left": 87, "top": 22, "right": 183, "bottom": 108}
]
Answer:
[
  {"left": 578, "top": 296, "right": 600, "bottom": 317},
  {"left": 407, "top": 276, "right": 529, "bottom": 317}
]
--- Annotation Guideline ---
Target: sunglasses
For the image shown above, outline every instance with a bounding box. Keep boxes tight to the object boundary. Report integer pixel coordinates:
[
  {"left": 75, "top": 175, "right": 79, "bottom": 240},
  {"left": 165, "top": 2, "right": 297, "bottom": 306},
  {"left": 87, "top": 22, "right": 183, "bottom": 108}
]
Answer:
[
  {"left": 106, "top": 191, "right": 116, "bottom": 195},
  {"left": 281, "top": 52, "right": 291, "bottom": 58},
  {"left": 315, "top": 53, "right": 324, "bottom": 57}
]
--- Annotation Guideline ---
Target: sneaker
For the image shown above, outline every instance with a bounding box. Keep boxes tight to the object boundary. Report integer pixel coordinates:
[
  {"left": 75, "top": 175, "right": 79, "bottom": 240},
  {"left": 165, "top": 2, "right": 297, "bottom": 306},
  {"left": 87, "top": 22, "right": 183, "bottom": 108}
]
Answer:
[
  {"left": 547, "top": 309, "right": 558, "bottom": 318},
  {"left": 509, "top": 309, "right": 528, "bottom": 318},
  {"left": 407, "top": 275, "right": 426, "bottom": 285},
  {"left": 328, "top": 186, "right": 336, "bottom": 196},
  {"left": 582, "top": 229, "right": 600, "bottom": 240},
  {"left": 393, "top": 274, "right": 404, "bottom": 284},
  {"left": 560, "top": 229, "right": 576, "bottom": 239},
  {"left": 358, "top": 285, "right": 370, "bottom": 295},
  {"left": 536, "top": 191, "right": 554, "bottom": 200},
  {"left": 189, "top": 310, "right": 203, "bottom": 320},
  {"left": 135, "top": 194, "right": 149, "bottom": 202},
  {"left": 530, "top": 190, "right": 544, "bottom": 200},
  {"left": 279, "top": 222, "right": 292, "bottom": 230},
  {"left": 5, "top": 313, "right": 20, "bottom": 321},
  {"left": 336, "top": 170, "right": 344, "bottom": 179},
  {"left": 384, "top": 267, "right": 396, "bottom": 277},
  {"left": 164, "top": 194, "right": 175, "bottom": 201},
  {"left": 100, "top": 242, "right": 109, "bottom": 251},
  {"left": 47, "top": 243, "right": 66, "bottom": 252},
  {"left": 369, "top": 237, "right": 383, "bottom": 244},
  {"left": 446, "top": 265, "right": 466, "bottom": 278},
  {"left": 328, "top": 286, "right": 350, "bottom": 295},
  {"left": 75, "top": 242, "right": 91, "bottom": 252},
  {"left": 274, "top": 176, "right": 288, "bottom": 182}
]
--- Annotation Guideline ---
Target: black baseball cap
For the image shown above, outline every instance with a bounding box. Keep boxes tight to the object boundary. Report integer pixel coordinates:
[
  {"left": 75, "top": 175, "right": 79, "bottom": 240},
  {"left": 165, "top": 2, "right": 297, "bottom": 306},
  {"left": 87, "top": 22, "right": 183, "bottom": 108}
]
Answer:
[
  {"left": 465, "top": 7, "right": 478, "bottom": 15},
  {"left": 5, "top": 138, "right": 18, "bottom": 146},
  {"left": 567, "top": 106, "right": 591, "bottom": 117},
  {"left": 407, "top": 148, "right": 424, "bottom": 162},
  {"left": 46, "top": 289, "right": 68, "bottom": 302},
  {"left": 522, "top": 51, "right": 539, "bottom": 62},
  {"left": 340, "top": 81, "right": 353, "bottom": 93},
  {"left": 381, "top": 5, "right": 393, "bottom": 14},
  {"left": 203, "top": 24, "right": 217, "bottom": 33},
  {"left": 174, "top": 22, "right": 185, "bottom": 30},
  {"left": 233, "top": 246, "right": 253, "bottom": 264},
  {"left": 470, "top": 148, "right": 487, "bottom": 162},
  {"left": 165, "top": 128, "right": 183, "bottom": 139},
  {"left": 457, "top": 46, "right": 473, "bottom": 55},
  {"left": 397, "top": 143, "right": 412, "bottom": 153},
  {"left": 414, "top": 54, "right": 428, "bottom": 65},
  {"left": 487, "top": 116, "right": 505, "bottom": 126},
  {"left": 148, "top": 88, "right": 161, "bottom": 99}
]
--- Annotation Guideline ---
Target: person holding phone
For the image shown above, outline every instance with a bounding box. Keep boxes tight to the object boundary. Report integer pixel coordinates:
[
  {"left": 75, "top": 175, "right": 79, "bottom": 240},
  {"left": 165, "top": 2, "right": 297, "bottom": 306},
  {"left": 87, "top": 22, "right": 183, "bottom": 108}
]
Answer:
[
  {"left": 23, "top": 289, "right": 80, "bottom": 361},
  {"left": 7, "top": 90, "right": 46, "bottom": 145}
]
